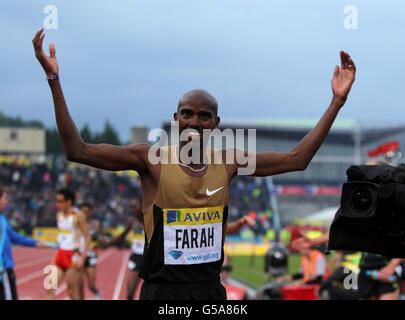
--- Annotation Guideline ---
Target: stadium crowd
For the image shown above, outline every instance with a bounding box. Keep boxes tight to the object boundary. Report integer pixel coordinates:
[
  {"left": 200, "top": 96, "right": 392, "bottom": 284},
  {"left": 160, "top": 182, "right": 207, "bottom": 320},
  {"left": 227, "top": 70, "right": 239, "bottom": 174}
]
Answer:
[{"left": 0, "top": 154, "right": 273, "bottom": 236}]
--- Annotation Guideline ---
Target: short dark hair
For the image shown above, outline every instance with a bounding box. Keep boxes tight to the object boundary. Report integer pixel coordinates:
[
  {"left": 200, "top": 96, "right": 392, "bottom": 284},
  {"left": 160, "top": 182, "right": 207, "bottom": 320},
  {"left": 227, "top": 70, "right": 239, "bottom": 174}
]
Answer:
[
  {"left": 178, "top": 89, "right": 218, "bottom": 116},
  {"left": 57, "top": 188, "right": 76, "bottom": 205},
  {"left": 79, "top": 202, "right": 92, "bottom": 210}
]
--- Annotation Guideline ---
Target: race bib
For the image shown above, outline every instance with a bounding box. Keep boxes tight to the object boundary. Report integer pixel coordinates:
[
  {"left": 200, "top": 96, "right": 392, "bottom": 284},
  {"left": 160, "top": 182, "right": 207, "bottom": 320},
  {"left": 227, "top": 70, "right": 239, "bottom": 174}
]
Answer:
[
  {"left": 163, "top": 206, "right": 223, "bottom": 265},
  {"left": 58, "top": 229, "right": 74, "bottom": 250}
]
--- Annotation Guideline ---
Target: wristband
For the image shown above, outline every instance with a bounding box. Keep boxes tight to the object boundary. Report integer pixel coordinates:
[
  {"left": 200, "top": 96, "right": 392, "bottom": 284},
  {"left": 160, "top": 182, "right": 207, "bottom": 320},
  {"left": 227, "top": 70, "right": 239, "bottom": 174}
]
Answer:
[{"left": 46, "top": 73, "right": 59, "bottom": 81}]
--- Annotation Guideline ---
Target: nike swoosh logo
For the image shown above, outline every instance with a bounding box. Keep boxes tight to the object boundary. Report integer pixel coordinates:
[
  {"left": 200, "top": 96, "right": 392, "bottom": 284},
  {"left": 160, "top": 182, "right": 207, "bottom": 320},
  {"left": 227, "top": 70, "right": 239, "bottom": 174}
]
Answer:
[{"left": 206, "top": 186, "right": 224, "bottom": 196}]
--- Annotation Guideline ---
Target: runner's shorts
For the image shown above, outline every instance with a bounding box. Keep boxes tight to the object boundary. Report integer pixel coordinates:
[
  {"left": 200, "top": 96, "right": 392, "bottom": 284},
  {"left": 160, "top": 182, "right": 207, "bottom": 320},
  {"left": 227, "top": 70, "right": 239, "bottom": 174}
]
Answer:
[
  {"left": 85, "top": 251, "right": 98, "bottom": 268},
  {"left": 54, "top": 249, "right": 81, "bottom": 271},
  {"left": 140, "top": 280, "right": 227, "bottom": 300}
]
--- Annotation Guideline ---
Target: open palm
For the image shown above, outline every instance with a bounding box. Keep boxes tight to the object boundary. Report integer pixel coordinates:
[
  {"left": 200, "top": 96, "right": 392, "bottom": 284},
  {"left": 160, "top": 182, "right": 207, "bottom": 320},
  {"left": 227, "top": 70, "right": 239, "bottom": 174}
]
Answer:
[
  {"left": 32, "top": 28, "right": 58, "bottom": 75},
  {"left": 331, "top": 51, "right": 356, "bottom": 101}
]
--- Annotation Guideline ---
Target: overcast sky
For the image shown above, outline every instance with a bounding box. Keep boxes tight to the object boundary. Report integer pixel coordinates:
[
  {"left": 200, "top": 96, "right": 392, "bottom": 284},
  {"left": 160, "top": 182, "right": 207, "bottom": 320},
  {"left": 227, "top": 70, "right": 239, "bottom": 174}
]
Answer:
[{"left": 1, "top": 1, "right": 404, "bottom": 142}]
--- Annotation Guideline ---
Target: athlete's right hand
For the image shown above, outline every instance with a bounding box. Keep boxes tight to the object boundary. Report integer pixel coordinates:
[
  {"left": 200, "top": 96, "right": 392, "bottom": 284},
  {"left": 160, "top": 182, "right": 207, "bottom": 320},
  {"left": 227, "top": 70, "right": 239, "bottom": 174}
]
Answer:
[{"left": 32, "top": 28, "right": 59, "bottom": 75}]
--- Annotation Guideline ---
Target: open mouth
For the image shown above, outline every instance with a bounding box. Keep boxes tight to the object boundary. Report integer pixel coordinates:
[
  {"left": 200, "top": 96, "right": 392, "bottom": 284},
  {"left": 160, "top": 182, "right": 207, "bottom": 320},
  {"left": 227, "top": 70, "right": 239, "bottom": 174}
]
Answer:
[
  {"left": 187, "top": 131, "right": 200, "bottom": 137},
  {"left": 182, "top": 129, "right": 202, "bottom": 142}
]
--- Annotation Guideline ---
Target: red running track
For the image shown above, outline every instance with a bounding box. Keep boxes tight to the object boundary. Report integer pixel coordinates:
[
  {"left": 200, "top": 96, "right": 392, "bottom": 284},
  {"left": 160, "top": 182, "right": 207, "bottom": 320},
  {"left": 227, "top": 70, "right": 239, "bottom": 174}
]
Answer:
[{"left": 13, "top": 246, "right": 142, "bottom": 300}]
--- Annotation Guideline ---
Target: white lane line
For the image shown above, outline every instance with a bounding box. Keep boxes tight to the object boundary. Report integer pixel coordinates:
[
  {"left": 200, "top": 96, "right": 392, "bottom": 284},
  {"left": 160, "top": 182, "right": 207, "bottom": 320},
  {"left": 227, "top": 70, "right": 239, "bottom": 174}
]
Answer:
[
  {"left": 17, "top": 250, "right": 116, "bottom": 300},
  {"left": 15, "top": 255, "right": 51, "bottom": 271},
  {"left": 95, "top": 249, "right": 116, "bottom": 264},
  {"left": 17, "top": 270, "right": 44, "bottom": 286},
  {"left": 112, "top": 250, "right": 130, "bottom": 300},
  {"left": 13, "top": 248, "right": 51, "bottom": 264}
]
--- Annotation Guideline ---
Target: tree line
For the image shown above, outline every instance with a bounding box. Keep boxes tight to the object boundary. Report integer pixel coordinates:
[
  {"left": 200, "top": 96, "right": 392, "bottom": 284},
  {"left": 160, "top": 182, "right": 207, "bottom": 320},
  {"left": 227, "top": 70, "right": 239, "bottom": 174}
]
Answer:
[{"left": 0, "top": 111, "right": 122, "bottom": 153}]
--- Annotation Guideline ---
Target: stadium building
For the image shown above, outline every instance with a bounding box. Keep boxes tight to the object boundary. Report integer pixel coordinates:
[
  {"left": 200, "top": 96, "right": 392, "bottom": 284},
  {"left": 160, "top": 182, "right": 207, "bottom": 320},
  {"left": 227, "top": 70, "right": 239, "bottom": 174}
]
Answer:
[
  {"left": 0, "top": 127, "right": 45, "bottom": 154},
  {"left": 161, "top": 118, "right": 405, "bottom": 225}
]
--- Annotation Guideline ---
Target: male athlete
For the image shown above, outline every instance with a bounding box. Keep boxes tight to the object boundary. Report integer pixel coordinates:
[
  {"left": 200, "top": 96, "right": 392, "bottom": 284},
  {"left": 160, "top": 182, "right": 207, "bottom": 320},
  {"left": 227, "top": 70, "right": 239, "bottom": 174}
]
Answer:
[
  {"left": 79, "top": 202, "right": 102, "bottom": 300},
  {"left": 45, "top": 188, "right": 90, "bottom": 300},
  {"left": 33, "top": 28, "right": 356, "bottom": 300},
  {"left": 80, "top": 202, "right": 134, "bottom": 300},
  {"left": 126, "top": 200, "right": 145, "bottom": 300}
]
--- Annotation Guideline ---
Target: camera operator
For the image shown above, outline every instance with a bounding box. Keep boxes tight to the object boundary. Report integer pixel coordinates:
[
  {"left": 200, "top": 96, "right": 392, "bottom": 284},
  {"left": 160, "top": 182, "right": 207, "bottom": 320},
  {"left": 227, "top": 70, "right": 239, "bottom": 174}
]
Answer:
[
  {"left": 292, "top": 160, "right": 405, "bottom": 300},
  {"left": 292, "top": 230, "right": 404, "bottom": 300},
  {"left": 278, "top": 245, "right": 330, "bottom": 286},
  {"left": 292, "top": 232, "right": 359, "bottom": 296},
  {"left": 353, "top": 160, "right": 404, "bottom": 300}
]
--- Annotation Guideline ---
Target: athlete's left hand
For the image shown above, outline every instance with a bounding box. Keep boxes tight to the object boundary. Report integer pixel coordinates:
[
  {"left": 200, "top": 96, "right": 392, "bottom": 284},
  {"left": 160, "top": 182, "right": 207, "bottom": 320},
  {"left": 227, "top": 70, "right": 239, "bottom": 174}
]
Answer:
[{"left": 331, "top": 51, "right": 356, "bottom": 105}]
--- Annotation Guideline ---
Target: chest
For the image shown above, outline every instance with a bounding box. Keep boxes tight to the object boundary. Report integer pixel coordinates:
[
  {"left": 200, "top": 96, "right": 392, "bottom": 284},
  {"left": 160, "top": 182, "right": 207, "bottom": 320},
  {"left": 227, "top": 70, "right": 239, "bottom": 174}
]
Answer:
[
  {"left": 57, "top": 214, "right": 75, "bottom": 230},
  {"left": 156, "top": 163, "right": 229, "bottom": 208}
]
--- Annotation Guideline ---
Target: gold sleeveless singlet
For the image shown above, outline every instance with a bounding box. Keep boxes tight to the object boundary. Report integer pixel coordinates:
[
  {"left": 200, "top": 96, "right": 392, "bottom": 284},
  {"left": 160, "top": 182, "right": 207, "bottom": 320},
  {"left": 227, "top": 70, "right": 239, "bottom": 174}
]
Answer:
[{"left": 139, "top": 146, "right": 229, "bottom": 283}]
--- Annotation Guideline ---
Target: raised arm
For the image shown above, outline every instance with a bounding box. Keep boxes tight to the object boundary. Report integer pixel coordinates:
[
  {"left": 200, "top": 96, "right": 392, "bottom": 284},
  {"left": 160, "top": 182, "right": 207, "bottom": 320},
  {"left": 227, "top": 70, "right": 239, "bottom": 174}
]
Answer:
[
  {"left": 32, "top": 28, "right": 150, "bottom": 172},
  {"left": 291, "top": 231, "right": 330, "bottom": 251},
  {"left": 98, "top": 218, "right": 134, "bottom": 249},
  {"left": 226, "top": 215, "right": 255, "bottom": 235},
  {"left": 237, "top": 51, "right": 356, "bottom": 177}
]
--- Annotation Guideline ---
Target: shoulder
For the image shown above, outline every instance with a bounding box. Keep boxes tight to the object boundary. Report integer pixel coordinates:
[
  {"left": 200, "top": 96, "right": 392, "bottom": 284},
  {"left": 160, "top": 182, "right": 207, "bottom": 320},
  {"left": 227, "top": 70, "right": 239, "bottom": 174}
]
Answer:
[
  {"left": 130, "top": 144, "right": 168, "bottom": 170},
  {"left": 205, "top": 147, "right": 238, "bottom": 163},
  {"left": 218, "top": 148, "right": 251, "bottom": 162},
  {"left": 216, "top": 148, "right": 246, "bottom": 180}
]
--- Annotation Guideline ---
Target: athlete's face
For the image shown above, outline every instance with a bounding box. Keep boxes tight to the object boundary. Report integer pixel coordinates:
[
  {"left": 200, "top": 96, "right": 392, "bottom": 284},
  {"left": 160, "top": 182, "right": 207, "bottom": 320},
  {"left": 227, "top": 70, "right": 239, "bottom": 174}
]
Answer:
[
  {"left": 56, "top": 194, "right": 71, "bottom": 212},
  {"left": 0, "top": 192, "right": 8, "bottom": 211},
  {"left": 174, "top": 90, "right": 220, "bottom": 147},
  {"left": 81, "top": 206, "right": 91, "bottom": 218}
]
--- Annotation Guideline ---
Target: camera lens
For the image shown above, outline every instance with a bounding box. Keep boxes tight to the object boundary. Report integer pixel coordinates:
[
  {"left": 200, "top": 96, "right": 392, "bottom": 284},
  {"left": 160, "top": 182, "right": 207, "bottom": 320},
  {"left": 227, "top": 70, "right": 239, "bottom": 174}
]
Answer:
[
  {"left": 352, "top": 188, "right": 373, "bottom": 212},
  {"left": 341, "top": 182, "right": 377, "bottom": 218}
]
